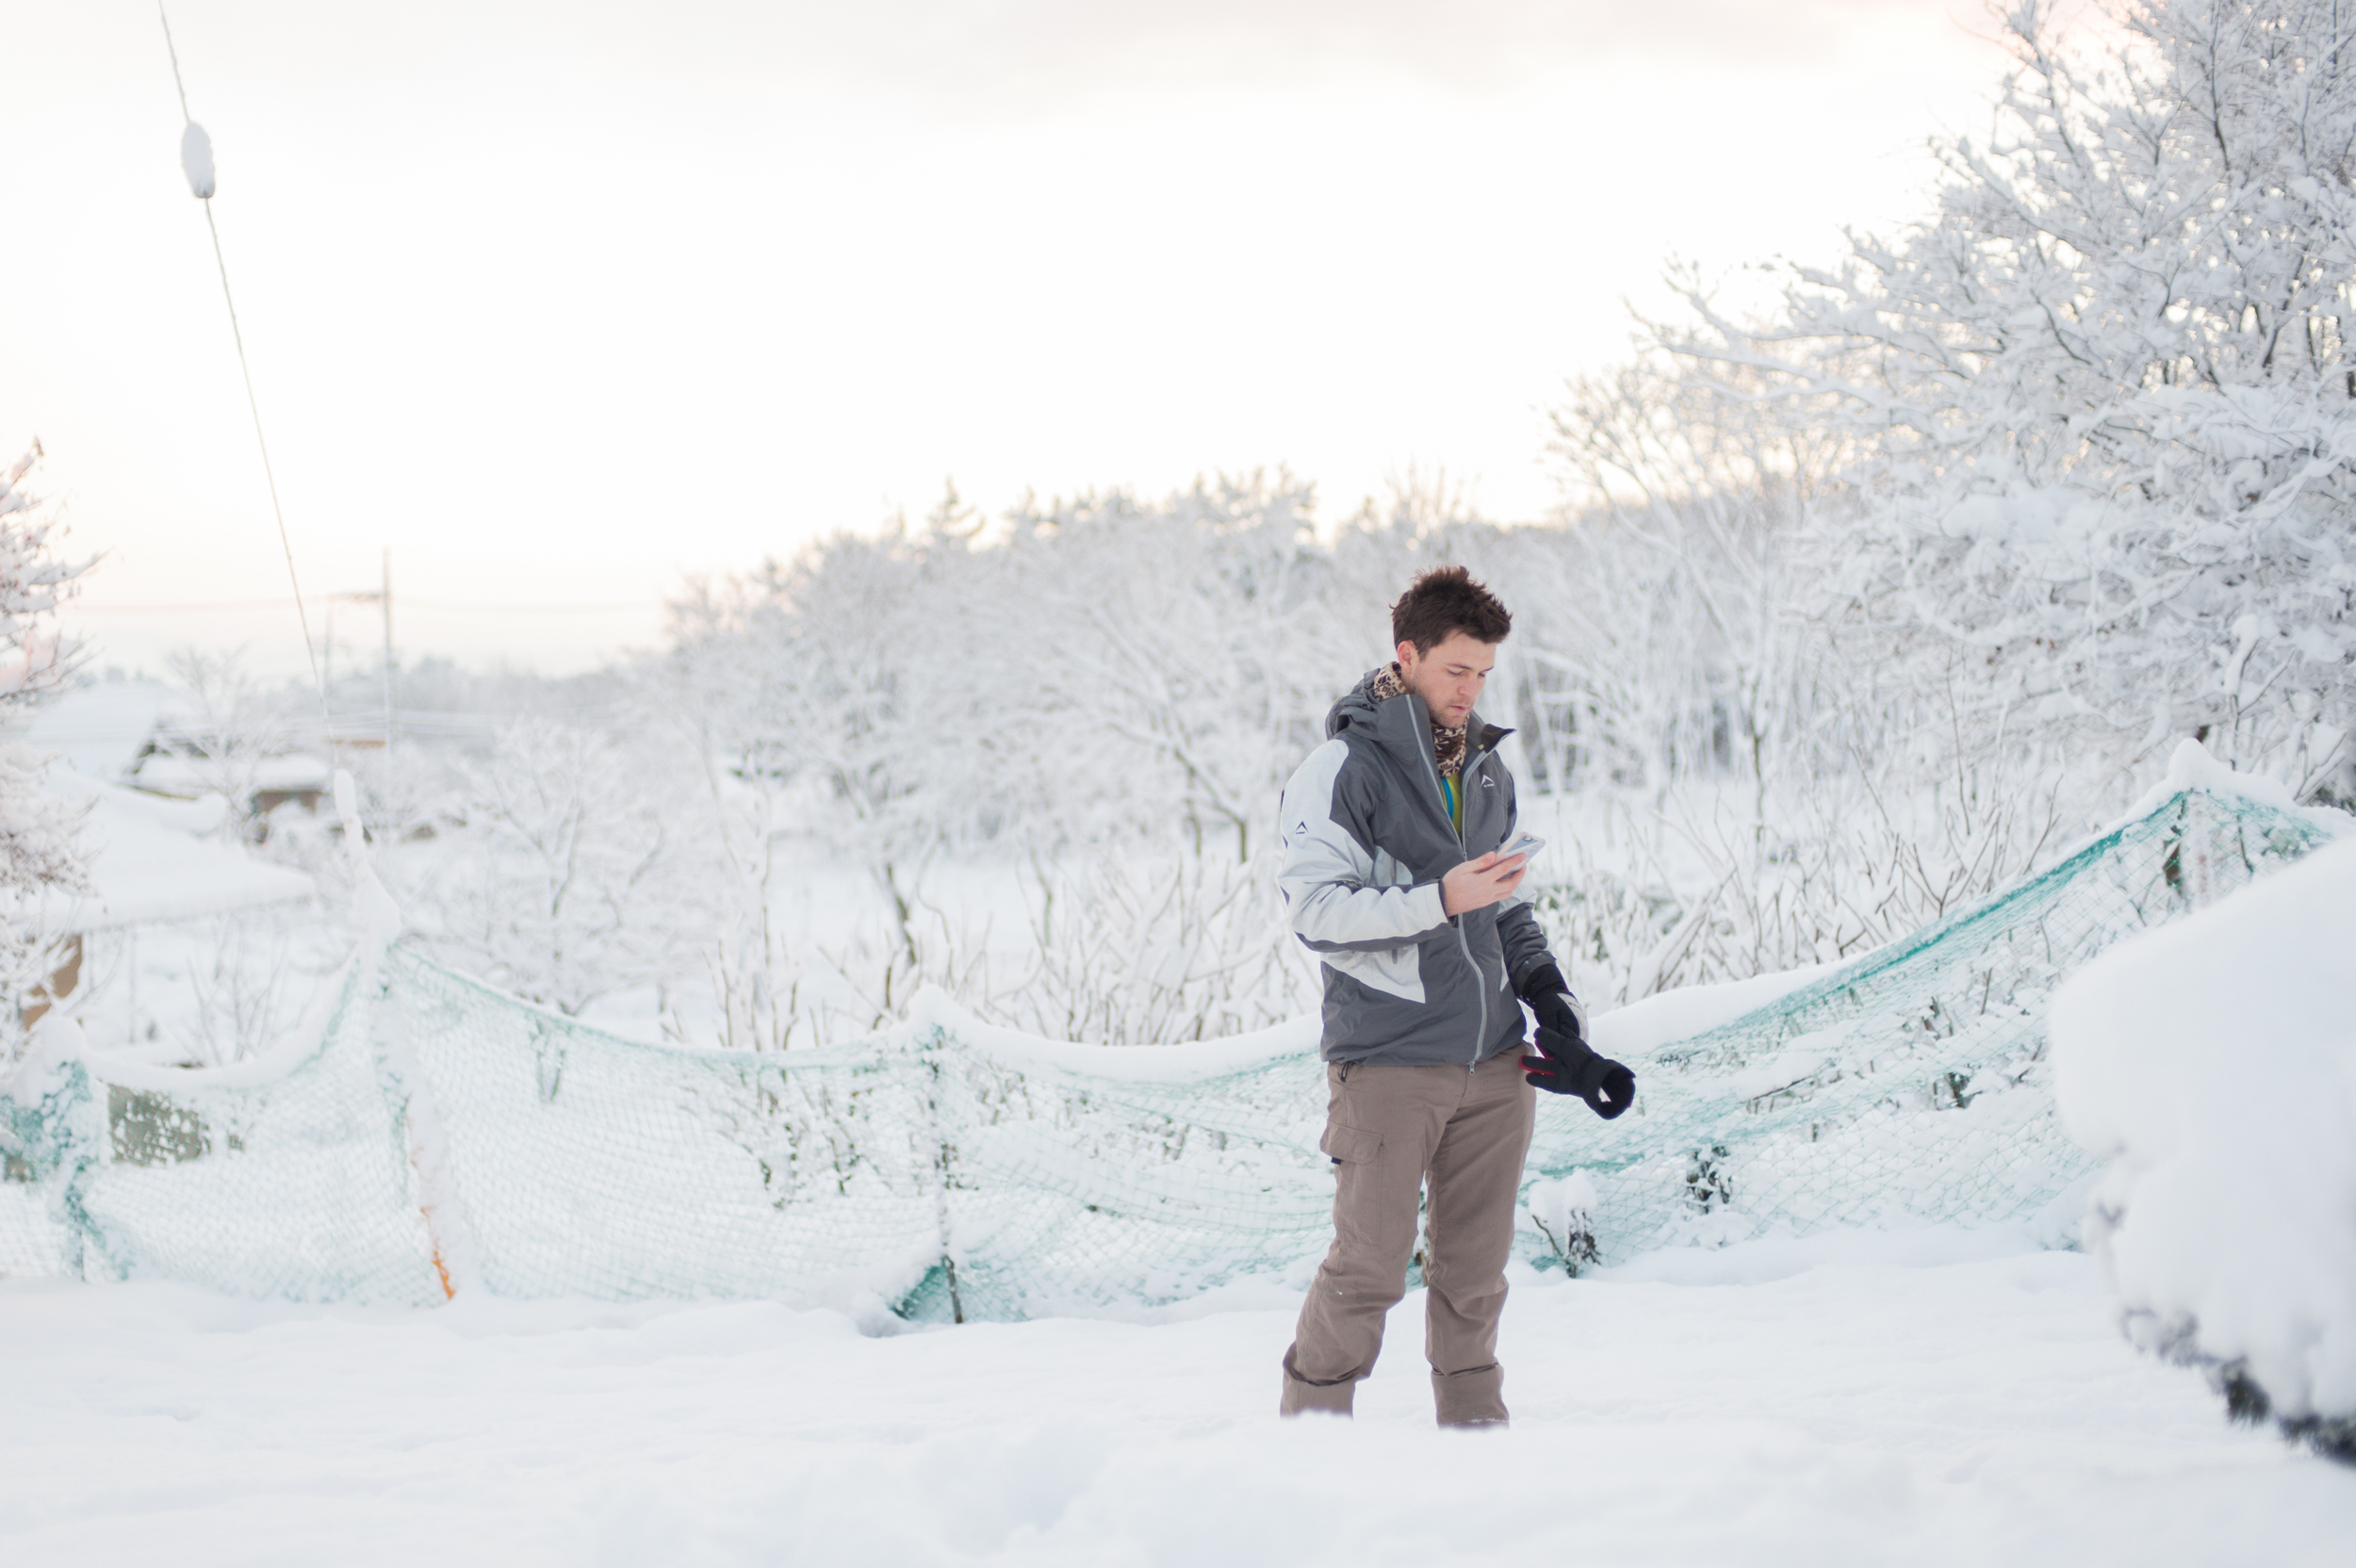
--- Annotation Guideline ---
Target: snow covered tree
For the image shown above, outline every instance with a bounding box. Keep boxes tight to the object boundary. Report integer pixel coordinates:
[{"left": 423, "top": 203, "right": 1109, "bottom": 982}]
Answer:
[
  {"left": 1545, "top": 354, "right": 1836, "bottom": 798},
  {"left": 0, "top": 441, "right": 95, "bottom": 1054},
  {"left": 0, "top": 443, "right": 86, "bottom": 716},
  {"left": 994, "top": 471, "right": 1353, "bottom": 858},
  {"left": 667, "top": 523, "right": 994, "bottom": 1022},
  {"left": 1534, "top": 348, "right": 2077, "bottom": 996},
  {"left": 1666, "top": 0, "right": 2356, "bottom": 803}
]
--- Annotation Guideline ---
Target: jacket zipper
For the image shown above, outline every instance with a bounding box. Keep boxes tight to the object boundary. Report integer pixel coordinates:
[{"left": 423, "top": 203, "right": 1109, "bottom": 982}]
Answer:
[{"left": 1417, "top": 718, "right": 1490, "bottom": 1071}]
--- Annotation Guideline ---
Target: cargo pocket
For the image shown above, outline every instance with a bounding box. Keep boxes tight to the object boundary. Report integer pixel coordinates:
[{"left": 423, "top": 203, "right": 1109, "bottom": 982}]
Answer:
[{"left": 1320, "top": 1122, "right": 1383, "bottom": 1167}]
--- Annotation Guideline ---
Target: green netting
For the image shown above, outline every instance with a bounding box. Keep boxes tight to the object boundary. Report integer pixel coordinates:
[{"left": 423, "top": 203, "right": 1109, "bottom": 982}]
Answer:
[
  {"left": 0, "top": 956, "right": 442, "bottom": 1302},
  {"left": 1530, "top": 786, "right": 2338, "bottom": 1261},
  {"left": 0, "top": 785, "right": 2334, "bottom": 1316}
]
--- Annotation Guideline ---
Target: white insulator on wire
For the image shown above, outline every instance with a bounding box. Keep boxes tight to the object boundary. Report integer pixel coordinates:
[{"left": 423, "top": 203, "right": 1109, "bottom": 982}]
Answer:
[{"left": 181, "top": 121, "right": 216, "bottom": 200}]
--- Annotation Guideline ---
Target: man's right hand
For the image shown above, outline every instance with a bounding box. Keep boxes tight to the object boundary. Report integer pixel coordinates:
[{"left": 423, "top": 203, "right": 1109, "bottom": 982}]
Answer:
[{"left": 1440, "top": 851, "right": 1527, "bottom": 916}]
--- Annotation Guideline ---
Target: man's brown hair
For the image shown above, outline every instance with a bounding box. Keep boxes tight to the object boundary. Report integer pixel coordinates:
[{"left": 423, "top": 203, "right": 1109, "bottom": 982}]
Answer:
[{"left": 1390, "top": 565, "right": 1511, "bottom": 654}]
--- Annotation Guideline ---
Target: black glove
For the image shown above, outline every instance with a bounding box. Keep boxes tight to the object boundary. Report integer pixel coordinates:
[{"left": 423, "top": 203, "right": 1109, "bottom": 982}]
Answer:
[
  {"left": 1521, "top": 1026, "right": 1636, "bottom": 1119},
  {"left": 1516, "top": 963, "right": 1589, "bottom": 1052}
]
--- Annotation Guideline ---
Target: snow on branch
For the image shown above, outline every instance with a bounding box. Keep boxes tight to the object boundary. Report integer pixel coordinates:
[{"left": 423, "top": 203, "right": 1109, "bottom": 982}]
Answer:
[{"left": 1647, "top": 0, "right": 2356, "bottom": 804}]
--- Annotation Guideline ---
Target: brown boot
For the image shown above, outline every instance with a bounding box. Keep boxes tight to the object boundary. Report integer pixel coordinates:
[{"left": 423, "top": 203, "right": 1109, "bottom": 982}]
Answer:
[
  {"left": 1280, "top": 1346, "right": 1356, "bottom": 1417},
  {"left": 1432, "top": 1363, "right": 1508, "bottom": 1428}
]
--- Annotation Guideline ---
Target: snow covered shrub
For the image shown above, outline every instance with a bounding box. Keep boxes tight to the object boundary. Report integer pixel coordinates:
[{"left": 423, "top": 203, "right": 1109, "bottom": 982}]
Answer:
[
  {"left": 1684, "top": 1142, "right": 1736, "bottom": 1216},
  {"left": 1525, "top": 1171, "right": 1601, "bottom": 1276},
  {"left": 1523, "top": 748, "right": 2068, "bottom": 1005},
  {"left": 633, "top": 642, "right": 818, "bottom": 1053},
  {"left": 422, "top": 719, "right": 702, "bottom": 1016},
  {"left": 1665, "top": 0, "right": 2356, "bottom": 803},
  {"left": 2053, "top": 816, "right": 2356, "bottom": 1462},
  {"left": 173, "top": 908, "right": 342, "bottom": 1068},
  {"left": 1003, "top": 843, "right": 1312, "bottom": 1044}
]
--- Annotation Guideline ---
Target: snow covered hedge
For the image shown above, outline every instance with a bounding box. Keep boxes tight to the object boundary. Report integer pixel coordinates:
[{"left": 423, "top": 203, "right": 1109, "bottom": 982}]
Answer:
[{"left": 2053, "top": 821, "right": 2356, "bottom": 1462}]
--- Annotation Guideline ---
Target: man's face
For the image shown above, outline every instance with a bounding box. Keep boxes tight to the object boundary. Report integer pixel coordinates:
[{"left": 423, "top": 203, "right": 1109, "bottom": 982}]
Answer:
[{"left": 1396, "top": 630, "right": 1496, "bottom": 728}]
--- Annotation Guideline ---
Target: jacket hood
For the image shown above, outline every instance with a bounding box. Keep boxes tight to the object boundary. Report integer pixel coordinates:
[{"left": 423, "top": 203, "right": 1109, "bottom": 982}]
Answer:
[{"left": 1324, "top": 665, "right": 1392, "bottom": 741}]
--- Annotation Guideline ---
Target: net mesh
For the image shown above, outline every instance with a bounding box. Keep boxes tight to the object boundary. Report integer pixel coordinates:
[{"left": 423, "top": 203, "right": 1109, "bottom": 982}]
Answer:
[
  {"left": 1537, "top": 787, "right": 2337, "bottom": 1261},
  {"left": 0, "top": 785, "right": 2333, "bottom": 1316}
]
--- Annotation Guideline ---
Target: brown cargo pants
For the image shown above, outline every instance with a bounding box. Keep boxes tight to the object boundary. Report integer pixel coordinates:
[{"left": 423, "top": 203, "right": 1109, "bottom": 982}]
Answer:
[{"left": 1280, "top": 1047, "right": 1536, "bottom": 1426}]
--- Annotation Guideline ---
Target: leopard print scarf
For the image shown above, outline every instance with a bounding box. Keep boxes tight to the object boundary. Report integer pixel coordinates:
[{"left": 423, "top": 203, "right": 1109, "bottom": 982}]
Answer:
[{"left": 1368, "top": 662, "right": 1469, "bottom": 776}]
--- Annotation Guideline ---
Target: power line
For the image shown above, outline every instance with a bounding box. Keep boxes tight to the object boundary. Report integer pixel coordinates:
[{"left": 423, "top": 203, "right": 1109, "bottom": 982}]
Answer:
[
  {"left": 156, "top": 0, "right": 325, "bottom": 706},
  {"left": 393, "top": 597, "right": 659, "bottom": 614},
  {"left": 69, "top": 598, "right": 292, "bottom": 613},
  {"left": 155, "top": 0, "right": 191, "bottom": 121},
  {"left": 72, "top": 597, "right": 659, "bottom": 615}
]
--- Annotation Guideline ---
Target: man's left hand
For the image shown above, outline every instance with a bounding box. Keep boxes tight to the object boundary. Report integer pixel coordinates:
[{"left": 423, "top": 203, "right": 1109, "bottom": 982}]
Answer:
[
  {"left": 1514, "top": 964, "right": 1585, "bottom": 1043},
  {"left": 1521, "top": 1025, "right": 1637, "bottom": 1119},
  {"left": 1528, "top": 987, "right": 1584, "bottom": 1049}
]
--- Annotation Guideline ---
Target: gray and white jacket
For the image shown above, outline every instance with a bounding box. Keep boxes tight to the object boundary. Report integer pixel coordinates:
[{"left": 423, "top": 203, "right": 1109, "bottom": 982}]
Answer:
[{"left": 1276, "top": 667, "right": 1557, "bottom": 1066}]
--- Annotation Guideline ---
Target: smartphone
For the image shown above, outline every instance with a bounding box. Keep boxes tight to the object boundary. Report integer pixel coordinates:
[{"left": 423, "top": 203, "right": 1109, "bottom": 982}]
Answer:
[{"left": 1495, "top": 831, "right": 1545, "bottom": 862}]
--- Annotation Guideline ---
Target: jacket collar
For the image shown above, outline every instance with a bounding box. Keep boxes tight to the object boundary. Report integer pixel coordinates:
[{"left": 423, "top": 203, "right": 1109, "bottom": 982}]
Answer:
[{"left": 1327, "top": 666, "right": 1514, "bottom": 774}]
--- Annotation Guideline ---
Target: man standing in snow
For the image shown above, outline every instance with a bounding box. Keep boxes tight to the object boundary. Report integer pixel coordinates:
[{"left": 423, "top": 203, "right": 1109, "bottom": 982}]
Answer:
[{"left": 1274, "top": 565, "right": 1634, "bottom": 1427}]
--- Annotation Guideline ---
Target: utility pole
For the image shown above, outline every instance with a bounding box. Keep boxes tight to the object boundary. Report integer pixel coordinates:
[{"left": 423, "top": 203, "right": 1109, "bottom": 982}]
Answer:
[
  {"left": 379, "top": 548, "right": 395, "bottom": 759},
  {"left": 327, "top": 551, "right": 396, "bottom": 755}
]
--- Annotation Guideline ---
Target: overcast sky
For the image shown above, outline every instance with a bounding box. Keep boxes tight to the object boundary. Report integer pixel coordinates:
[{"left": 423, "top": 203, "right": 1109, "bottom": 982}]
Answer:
[{"left": 2, "top": 1, "right": 2021, "bottom": 677}]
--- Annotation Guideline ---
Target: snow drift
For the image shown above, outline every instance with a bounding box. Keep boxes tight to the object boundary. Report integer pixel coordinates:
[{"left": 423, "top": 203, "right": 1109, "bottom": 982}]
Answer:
[{"left": 2053, "top": 832, "right": 2356, "bottom": 1461}]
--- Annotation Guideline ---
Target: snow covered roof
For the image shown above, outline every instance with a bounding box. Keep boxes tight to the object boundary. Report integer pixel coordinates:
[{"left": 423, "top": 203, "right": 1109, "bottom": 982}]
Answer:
[
  {"left": 30, "top": 773, "right": 315, "bottom": 932},
  {"left": 19, "top": 681, "right": 176, "bottom": 783},
  {"left": 17, "top": 684, "right": 333, "bottom": 804},
  {"left": 132, "top": 750, "right": 333, "bottom": 799}
]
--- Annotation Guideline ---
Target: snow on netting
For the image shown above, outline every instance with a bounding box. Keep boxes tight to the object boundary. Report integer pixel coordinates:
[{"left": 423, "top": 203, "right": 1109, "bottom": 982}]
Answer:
[
  {"left": 0, "top": 957, "right": 442, "bottom": 1302},
  {"left": 1536, "top": 780, "right": 2340, "bottom": 1261},
  {"left": 0, "top": 779, "right": 2336, "bottom": 1315}
]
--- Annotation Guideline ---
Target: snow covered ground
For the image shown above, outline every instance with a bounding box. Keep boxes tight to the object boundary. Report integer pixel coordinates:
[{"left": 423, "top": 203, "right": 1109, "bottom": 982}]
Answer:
[{"left": 5, "top": 1228, "right": 2348, "bottom": 1566}]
